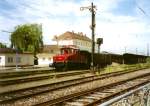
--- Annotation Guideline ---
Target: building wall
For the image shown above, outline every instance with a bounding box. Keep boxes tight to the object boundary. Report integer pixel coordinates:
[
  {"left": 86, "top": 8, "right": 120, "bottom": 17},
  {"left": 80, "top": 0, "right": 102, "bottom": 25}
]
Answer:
[
  {"left": 0, "top": 55, "right": 5, "bottom": 66},
  {"left": 57, "top": 39, "right": 98, "bottom": 53},
  {"left": 37, "top": 53, "right": 55, "bottom": 66},
  {"left": 58, "top": 40, "right": 73, "bottom": 45},
  {"left": 0, "top": 53, "right": 34, "bottom": 67},
  {"left": 73, "top": 39, "right": 92, "bottom": 52}
]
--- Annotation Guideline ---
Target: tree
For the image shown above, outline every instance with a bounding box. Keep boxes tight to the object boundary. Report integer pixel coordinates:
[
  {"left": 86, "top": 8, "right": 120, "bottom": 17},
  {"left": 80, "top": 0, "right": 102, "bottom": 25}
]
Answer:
[
  {"left": 0, "top": 42, "right": 7, "bottom": 48},
  {"left": 10, "top": 23, "right": 43, "bottom": 55}
]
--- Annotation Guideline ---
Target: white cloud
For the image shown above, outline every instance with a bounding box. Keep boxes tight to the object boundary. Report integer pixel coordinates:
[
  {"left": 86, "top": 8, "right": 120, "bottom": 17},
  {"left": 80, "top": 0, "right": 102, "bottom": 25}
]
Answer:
[{"left": 0, "top": 0, "right": 150, "bottom": 54}]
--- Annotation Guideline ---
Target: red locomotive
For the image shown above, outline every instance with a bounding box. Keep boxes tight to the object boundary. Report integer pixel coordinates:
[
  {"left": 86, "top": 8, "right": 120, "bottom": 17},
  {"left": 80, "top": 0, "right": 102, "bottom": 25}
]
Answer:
[
  {"left": 53, "top": 45, "right": 90, "bottom": 71},
  {"left": 53, "top": 45, "right": 112, "bottom": 71}
]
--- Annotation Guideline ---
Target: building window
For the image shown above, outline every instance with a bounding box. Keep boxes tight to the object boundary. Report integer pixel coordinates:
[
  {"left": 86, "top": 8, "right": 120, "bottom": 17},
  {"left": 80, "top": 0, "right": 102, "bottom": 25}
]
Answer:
[
  {"left": 8, "top": 57, "right": 13, "bottom": 63},
  {"left": 74, "top": 41, "right": 77, "bottom": 45}
]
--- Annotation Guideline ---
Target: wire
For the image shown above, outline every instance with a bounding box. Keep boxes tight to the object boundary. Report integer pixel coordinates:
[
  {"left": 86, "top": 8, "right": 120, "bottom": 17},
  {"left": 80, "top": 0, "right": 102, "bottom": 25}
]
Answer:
[{"left": 135, "top": 1, "right": 150, "bottom": 18}]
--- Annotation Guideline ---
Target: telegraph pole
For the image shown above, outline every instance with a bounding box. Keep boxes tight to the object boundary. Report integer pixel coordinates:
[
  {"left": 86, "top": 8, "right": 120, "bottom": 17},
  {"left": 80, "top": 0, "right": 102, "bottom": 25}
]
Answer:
[
  {"left": 136, "top": 48, "right": 138, "bottom": 54},
  {"left": 124, "top": 46, "right": 126, "bottom": 53},
  {"left": 80, "top": 2, "right": 96, "bottom": 71},
  {"left": 147, "top": 43, "right": 149, "bottom": 56}
]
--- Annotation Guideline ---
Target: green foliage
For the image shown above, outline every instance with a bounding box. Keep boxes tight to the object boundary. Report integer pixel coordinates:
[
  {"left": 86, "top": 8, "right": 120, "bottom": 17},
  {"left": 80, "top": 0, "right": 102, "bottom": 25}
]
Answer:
[
  {"left": 0, "top": 42, "right": 7, "bottom": 48},
  {"left": 10, "top": 23, "right": 43, "bottom": 55},
  {"left": 146, "top": 57, "right": 150, "bottom": 63}
]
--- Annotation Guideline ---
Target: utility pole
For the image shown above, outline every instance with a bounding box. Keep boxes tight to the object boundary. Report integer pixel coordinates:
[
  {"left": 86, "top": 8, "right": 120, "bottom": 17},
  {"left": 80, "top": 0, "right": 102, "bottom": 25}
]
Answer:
[
  {"left": 147, "top": 43, "right": 149, "bottom": 56},
  {"left": 124, "top": 46, "right": 127, "bottom": 53},
  {"left": 80, "top": 2, "right": 97, "bottom": 71},
  {"left": 136, "top": 48, "right": 138, "bottom": 54}
]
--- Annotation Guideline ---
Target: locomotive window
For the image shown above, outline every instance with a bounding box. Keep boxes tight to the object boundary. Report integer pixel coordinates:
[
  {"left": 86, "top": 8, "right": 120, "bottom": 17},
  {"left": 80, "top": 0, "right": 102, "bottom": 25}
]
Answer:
[
  {"left": 61, "top": 48, "right": 78, "bottom": 54},
  {"left": 61, "top": 49, "right": 69, "bottom": 54},
  {"left": 60, "top": 49, "right": 63, "bottom": 54},
  {"left": 69, "top": 49, "right": 72, "bottom": 53},
  {"left": 72, "top": 49, "right": 75, "bottom": 53},
  {"left": 64, "top": 49, "right": 68, "bottom": 54}
]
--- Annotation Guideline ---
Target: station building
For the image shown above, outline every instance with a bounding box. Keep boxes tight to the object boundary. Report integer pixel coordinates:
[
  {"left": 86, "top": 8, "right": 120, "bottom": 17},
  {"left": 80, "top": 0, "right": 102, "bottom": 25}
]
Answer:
[
  {"left": 0, "top": 48, "right": 34, "bottom": 67},
  {"left": 53, "top": 31, "right": 98, "bottom": 52},
  {"left": 36, "top": 31, "right": 99, "bottom": 67}
]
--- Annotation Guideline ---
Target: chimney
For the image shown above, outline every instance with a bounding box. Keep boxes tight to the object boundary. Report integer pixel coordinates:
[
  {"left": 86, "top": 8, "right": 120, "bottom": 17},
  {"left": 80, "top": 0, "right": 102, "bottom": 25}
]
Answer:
[
  {"left": 72, "top": 30, "right": 74, "bottom": 34},
  {"left": 80, "top": 32, "right": 83, "bottom": 36}
]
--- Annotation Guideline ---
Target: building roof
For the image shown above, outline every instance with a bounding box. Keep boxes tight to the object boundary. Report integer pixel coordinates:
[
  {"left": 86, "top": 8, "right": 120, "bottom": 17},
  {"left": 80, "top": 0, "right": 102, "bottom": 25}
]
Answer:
[
  {"left": 42, "top": 45, "right": 60, "bottom": 53},
  {"left": 0, "top": 48, "right": 16, "bottom": 53},
  {"left": 0, "top": 48, "right": 32, "bottom": 54},
  {"left": 54, "top": 31, "right": 92, "bottom": 42}
]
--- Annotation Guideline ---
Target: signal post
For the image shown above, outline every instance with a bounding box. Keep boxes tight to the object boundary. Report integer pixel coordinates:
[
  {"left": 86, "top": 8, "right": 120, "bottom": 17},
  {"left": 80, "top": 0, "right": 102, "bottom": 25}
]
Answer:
[{"left": 80, "top": 2, "right": 97, "bottom": 71}]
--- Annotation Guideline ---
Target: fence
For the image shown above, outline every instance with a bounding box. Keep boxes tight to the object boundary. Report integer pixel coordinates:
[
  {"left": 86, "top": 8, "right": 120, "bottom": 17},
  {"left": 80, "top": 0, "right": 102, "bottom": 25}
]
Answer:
[{"left": 100, "top": 83, "right": 150, "bottom": 106}]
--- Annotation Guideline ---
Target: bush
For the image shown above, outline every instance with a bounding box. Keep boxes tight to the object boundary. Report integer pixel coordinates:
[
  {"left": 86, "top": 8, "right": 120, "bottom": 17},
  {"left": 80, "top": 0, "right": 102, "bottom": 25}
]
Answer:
[{"left": 146, "top": 57, "right": 150, "bottom": 63}]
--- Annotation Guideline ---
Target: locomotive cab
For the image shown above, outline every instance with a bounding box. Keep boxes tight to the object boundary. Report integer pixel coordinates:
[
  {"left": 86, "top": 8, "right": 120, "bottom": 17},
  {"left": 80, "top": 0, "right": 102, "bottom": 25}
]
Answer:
[
  {"left": 60, "top": 47, "right": 78, "bottom": 55},
  {"left": 53, "top": 46, "right": 79, "bottom": 71},
  {"left": 53, "top": 45, "right": 90, "bottom": 71}
]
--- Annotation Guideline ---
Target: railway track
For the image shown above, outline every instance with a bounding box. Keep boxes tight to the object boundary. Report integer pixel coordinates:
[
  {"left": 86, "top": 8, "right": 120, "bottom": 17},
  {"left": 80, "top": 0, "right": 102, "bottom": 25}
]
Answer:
[
  {"left": 1, "top": 65, "right": 148, "bottom": 86},
  {"left": 0, "top": 65, "right": 148, "bottom": 86},
  {"left": 35, "top": 72, "right": 150, "bottom": 106},
  {"left": 0, "top": 68, "right": 150, "bottom": 106},
  {"left": 0, "top": 69, "right": 54, "bottom": 79},
  {"left": 0, "top": 70, "right": 91, "bottom": 85}
]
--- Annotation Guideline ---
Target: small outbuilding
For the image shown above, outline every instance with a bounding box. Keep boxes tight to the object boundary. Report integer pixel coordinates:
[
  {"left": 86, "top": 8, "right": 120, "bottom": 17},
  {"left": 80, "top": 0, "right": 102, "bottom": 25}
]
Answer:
[
  {"left": 37, "top": 45, "right": 60, "bottom": 67},
  {"left": 0, "top": 48, "right": 34, "bottom": 67}
]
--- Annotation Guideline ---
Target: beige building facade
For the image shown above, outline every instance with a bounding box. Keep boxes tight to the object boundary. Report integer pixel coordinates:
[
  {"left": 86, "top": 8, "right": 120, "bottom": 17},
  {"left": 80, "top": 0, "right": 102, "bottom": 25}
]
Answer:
[{"left": 54, "top": 31, "right": 98, "bottom": 52}]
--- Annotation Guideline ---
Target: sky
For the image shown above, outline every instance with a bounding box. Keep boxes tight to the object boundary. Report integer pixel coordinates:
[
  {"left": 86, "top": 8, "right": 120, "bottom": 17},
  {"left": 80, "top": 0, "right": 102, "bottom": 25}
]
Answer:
[{"left": 0, "top": 0, "right": 150, "bottom": 55}]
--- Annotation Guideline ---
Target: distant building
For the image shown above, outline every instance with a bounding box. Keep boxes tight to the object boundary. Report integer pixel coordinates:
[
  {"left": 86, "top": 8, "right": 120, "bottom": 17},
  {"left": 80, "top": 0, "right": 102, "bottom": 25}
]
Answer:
[
  {"left": 0, "top": 48, "right": 34, "bottom": 67},
  {"left": 37, "top": 45, "right": 60, "bottom": 66},
  {"left": 36, "top": 31, "right": 100, "bottom": 67},
  {"left": 53, "top": 31, "right": 98, "bottom": 52}
]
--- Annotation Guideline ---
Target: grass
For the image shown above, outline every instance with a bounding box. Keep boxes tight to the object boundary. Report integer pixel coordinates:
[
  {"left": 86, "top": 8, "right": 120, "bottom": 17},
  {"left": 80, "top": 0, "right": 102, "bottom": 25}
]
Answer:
[{"left": 95, "top": 63, "right": 150, "bottom": 75}]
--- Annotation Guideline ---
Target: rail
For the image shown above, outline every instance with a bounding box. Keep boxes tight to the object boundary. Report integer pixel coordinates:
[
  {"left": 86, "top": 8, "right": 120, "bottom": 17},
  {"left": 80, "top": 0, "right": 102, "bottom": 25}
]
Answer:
[
  {"left": 100, "top": 83, "right": 150, "bottom": 106},
  {"left": 34, "top": 72, "right": 150, "bottom": 106}
]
